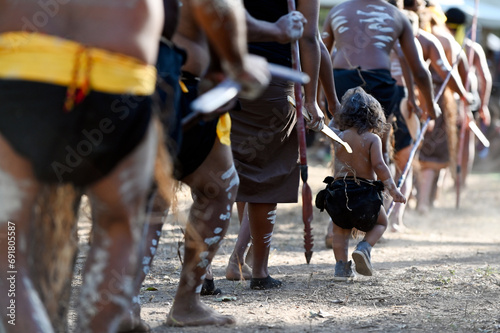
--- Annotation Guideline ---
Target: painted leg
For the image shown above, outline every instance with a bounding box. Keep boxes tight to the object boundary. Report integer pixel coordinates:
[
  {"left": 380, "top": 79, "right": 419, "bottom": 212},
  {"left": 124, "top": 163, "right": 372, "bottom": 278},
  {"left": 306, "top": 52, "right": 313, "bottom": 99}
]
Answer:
[
  {"left": 167, "top": 140, "right": 237, "bottom": 326},
  {"left": 225, "top": 202, "right": 252, "bottom": 281},
  {"left": 31, "top": 185, "right": 80, "bottom": 333},
  {"left": 247, "top": 202, "right": 279, "bottom": 286},
  {"left": 0, "top": 134, "right": 52, "bottom": 333},
  {"left": 118, "top": 192, "right": 166, "bottom": 333},
  {"left": 78, "top": 123, "right": 157, "bottom": 333}
]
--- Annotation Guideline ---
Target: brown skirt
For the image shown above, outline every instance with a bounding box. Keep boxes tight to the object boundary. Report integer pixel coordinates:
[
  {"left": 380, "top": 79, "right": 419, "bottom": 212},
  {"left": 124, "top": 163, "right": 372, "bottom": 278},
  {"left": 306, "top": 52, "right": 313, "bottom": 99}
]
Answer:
[
  {"left": 419, "top": 87, "right": 457, "bottom": 166},
  {"left": 231, "top": 78, "right": 299, "bottom": 203}
]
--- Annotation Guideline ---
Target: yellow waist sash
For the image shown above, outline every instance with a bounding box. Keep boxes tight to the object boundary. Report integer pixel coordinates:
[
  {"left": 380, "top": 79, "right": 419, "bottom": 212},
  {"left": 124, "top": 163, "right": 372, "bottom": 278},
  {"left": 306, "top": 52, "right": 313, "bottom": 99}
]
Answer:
[
  {"left": 0, "top": 32, "right": 156, "bottom": 96},
  {"left": 216, "top": 113, "right": 231, "bottom": 146}
]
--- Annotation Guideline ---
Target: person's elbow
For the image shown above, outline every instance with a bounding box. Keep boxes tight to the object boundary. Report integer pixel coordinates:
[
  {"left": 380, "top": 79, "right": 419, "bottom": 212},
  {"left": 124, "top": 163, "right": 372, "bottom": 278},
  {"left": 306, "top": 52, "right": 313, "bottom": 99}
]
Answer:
[
  {"left": 299, "top": 33, "right": 318, "bottom": 48},
  {"left": 372, "top": 160, "right": 389, "bottom": 176},
  {"left": 413, "top": 67, "right": 430, "bottom": 85}
]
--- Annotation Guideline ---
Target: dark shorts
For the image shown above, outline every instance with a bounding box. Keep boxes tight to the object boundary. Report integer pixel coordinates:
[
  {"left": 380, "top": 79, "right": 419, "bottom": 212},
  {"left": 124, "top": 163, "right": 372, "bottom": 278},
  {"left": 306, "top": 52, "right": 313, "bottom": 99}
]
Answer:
[
  {"left": 172, "top": 72, "right": 218, "bottom": 180},
  {"left": 315, "top": 176, "right": 384, "bottom": 232},
  {"left": 334, "top": 68, "right": 398, "bottom": 118},
  {"left": 0, "top": 80, "right": 152, "bottom": 186},
  {"left": 156, "top": 39, "right": 186, "bottom": 155},
  {"left": 393, "top": 85, "right": 413, "bottom": 152},
  {"left": 155, "top": 42, "right": 218, "bottom": 181}
]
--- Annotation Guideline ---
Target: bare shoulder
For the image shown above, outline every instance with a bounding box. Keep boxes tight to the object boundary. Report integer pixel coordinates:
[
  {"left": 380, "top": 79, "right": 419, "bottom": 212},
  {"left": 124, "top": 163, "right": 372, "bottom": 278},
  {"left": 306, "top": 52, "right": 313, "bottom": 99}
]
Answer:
[
  {"left": 470, "top": 39, "right": 486, "bottom": 55},
  {"left": 418, "top": 29, "right": 440, "bottom": 45},
  {"left": 364, "top": 131, "right": 381, "bottom": 147},
  {"left": 331, "top": 1, "right": 349, "bottom": 13},
  {"left": 326, "top": 1, "right": 348, "bottom": 20}
]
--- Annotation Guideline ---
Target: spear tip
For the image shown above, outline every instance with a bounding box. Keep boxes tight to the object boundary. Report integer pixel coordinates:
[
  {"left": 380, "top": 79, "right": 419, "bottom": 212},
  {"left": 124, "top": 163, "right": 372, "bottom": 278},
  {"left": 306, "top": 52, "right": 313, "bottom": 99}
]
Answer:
[{"left": 305, "top": 251, "right": 313, "bottom": 264}]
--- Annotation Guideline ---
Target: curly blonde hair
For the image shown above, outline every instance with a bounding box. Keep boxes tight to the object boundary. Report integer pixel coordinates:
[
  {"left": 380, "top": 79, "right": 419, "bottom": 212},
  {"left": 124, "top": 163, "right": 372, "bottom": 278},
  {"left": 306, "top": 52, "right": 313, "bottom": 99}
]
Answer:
[{"left": 334, "top": 87, "right": 389, "bottom": 136}]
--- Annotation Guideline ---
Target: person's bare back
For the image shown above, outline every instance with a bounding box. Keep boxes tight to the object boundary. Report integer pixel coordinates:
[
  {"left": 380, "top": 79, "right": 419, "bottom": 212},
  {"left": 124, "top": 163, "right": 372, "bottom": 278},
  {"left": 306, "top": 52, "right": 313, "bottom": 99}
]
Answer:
[
  {"left": 324, "top": 0, "right": 406, "bottom": 70},
  {"left": 0, "top": 0, "right": 163, "bottom": 64}
]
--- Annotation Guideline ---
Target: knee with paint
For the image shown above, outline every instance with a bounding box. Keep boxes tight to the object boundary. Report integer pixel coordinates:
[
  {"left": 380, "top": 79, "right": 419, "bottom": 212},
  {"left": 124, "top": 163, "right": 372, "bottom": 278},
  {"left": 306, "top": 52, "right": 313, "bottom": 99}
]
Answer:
[{"left": 217, "top": 164, "right": 239, "bottom": 222}]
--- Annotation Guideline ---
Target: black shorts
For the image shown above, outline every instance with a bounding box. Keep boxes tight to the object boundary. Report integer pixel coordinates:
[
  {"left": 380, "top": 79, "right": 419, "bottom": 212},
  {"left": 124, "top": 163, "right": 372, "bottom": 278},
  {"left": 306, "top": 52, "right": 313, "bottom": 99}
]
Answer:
[
  {"left": 0, "top": 80, "right": 152, "bottom": 186},
  {"left": 173, "top": 71, "right": 218, "bottom": 180},
  {"left": 316, "top": 176, "right": 384, "bottom": 232},
  {"left": 155, "top": 42, "right": 218, "bottom": 181},
  {"left": 334, "top": 68, "right": 398, "bottom": 118}
]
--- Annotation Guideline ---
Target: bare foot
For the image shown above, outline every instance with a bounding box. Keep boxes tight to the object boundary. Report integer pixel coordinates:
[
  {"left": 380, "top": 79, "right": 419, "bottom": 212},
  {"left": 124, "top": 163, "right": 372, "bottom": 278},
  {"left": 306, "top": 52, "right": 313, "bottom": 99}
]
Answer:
[
  {"left": 166, "top": 300, "right": 235, "bottom": 327},
  {"left": 417, "top": 204, "right": 429, "bottom": 216},
  {"left": 118, "top": 303, "right": 151, "bottom": 332},
  {"left": 225, "top": 260, "right": 252, "bottom": 281},
  {"left": 389, "top": 222, "right": 407, "bottom": 233}
]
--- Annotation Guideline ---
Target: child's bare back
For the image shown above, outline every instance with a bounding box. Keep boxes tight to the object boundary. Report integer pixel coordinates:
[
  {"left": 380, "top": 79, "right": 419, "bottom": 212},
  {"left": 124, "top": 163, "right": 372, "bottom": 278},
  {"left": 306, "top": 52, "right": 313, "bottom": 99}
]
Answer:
[
  {"left": 330, "top": 86, "right": 406, "bottom": 203},
  {"left": 334, "top": 129, "right": 381, "bottom": 181}
]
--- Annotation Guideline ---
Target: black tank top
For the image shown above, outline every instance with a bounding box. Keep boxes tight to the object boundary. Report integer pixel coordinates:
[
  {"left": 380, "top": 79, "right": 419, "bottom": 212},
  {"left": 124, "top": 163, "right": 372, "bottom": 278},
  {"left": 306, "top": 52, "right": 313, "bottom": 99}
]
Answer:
[{"left": 244, "top": 0, "right": 295, "bottom": 67}]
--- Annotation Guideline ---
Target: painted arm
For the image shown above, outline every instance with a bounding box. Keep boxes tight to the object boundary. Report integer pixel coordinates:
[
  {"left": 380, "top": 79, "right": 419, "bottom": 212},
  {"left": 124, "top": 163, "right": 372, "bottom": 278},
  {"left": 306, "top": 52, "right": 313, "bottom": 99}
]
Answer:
[
  {"left": 395, "top": 42, "right": 422, "bottom": 117},
  {"left": 245, "top": 10, "right": 307, "bottom": 43},
  {"left": 189, "top": 0, "right": 270, "bottom": 99},
  {"left": 472, "top": 42, "right": 492, "bottom": 125},
  {"left": 425, "top": 33, "right": 471, "bottom": 102},
  {"left": 399, "top": 17, "right": 440, "bottom": 119},
  {"left": 297, "top": 0, "right": 323, "bottom": 130}
]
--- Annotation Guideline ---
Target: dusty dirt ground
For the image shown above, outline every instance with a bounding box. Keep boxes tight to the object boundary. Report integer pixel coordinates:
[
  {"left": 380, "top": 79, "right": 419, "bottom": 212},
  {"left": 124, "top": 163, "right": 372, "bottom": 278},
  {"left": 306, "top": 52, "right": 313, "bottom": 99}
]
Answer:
[{"left": 70, "top": 145, "right": 500, "bottom": 333}]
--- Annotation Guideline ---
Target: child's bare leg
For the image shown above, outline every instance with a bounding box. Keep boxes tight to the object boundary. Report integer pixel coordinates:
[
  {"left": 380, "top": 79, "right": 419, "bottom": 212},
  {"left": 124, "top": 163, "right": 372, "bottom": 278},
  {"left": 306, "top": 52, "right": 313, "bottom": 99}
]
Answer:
[
  {"left": 225, "top": 202, "right": 252, "bottom": 280},
  {"left": 325, "top": 219, "right": 334, "bottom": 248},
  {"left": 353, "top": 208, "right": 388, "bottom": 276},
  {"left": 364, "top": 207, "right": 388, "bottom": 247},
  {"left": 332, "top": 223, "right": 351, "bottom": 263},
  {"left": 167, "top": 140, "right": 237, "bottom": 326}
]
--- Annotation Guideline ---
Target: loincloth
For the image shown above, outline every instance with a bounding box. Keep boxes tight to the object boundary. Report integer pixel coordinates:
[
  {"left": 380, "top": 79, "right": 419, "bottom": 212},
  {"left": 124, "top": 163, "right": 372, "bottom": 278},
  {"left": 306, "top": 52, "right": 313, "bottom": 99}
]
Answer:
[
  {"left": 0, "top": 32, "right": 156, "bottom": 186},
  {"left": 316, "top": 176, "right": 385, "bottom": 232}
]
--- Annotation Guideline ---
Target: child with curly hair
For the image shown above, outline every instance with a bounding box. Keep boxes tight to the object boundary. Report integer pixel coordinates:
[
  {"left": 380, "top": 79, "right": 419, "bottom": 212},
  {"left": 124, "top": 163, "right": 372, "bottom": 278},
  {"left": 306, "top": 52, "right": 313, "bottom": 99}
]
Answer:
[{"left": 316, "top": 87, "right": 406, "bottom": 280}]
